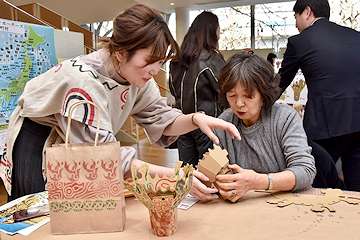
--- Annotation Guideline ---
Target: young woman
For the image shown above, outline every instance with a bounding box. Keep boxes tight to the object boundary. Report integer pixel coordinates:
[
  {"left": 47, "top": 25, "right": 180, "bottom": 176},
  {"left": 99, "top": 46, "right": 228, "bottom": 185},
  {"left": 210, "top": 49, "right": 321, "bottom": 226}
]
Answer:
[
  {"left": 170, "top": 12, "right": 226, "bottom": 166},
  {"left": 0, "top": 4, "right": 240, "bottom": 200}
]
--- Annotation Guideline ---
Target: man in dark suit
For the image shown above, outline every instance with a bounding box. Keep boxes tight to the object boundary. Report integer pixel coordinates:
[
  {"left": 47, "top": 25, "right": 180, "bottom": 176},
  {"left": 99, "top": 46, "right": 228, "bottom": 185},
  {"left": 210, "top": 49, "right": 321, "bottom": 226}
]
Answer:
[{"left": 279, "top": 0, "right": 360, "bottom": 191}]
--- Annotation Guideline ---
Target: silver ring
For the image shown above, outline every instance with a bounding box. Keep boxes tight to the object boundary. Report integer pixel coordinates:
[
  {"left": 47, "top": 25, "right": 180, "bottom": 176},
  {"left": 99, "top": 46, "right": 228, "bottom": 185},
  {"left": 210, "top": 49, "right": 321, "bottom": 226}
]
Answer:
[{"left": 231, "top": 189, "right": 236, "bottom": 196}]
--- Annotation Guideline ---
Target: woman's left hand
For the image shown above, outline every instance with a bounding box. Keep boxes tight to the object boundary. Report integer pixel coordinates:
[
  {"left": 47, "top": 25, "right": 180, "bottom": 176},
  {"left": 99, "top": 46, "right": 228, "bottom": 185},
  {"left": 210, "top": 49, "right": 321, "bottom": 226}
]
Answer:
[
  {"left": 193, "top": 113, "right": 241, "bottom": 145},
  {"left": 215, "top": 164, "right": 258, "bottom": 202},
  {"left": 190, "top": 171, "right": 219, "bottom": 201}
]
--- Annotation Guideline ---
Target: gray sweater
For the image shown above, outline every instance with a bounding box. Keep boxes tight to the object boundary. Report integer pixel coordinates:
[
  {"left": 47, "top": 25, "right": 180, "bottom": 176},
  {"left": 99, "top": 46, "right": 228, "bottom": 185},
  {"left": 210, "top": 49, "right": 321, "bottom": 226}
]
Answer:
[{"left": 215, "top": 103, "right": 316, "bottom": 191}]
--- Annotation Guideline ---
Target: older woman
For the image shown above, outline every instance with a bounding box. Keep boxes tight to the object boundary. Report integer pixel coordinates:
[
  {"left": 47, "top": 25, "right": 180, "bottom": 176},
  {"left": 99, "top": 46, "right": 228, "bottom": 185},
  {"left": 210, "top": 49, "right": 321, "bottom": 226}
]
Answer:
[{"left": 213, "top": 53, "right": 316, "bottom": 202}]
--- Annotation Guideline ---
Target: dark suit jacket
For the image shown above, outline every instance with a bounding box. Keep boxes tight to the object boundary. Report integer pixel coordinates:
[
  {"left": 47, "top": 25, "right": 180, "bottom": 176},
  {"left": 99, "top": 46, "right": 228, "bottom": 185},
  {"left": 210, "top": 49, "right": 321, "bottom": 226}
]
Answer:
[{"left": 279, "top": 18, "right": 360, "bottom": 140}]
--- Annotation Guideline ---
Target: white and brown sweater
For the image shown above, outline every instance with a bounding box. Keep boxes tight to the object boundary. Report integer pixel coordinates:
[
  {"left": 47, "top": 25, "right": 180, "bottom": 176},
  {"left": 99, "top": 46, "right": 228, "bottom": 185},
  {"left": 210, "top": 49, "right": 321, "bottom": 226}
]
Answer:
[{"left": 0, "top": 49, "right": 182, "bottom": 195}]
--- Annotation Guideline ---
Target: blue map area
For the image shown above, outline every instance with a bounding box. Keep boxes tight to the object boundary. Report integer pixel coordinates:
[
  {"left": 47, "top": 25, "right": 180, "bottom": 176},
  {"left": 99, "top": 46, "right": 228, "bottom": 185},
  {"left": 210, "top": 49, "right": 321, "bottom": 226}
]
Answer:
[{"left": 0, "top": 19, "right": 57, "bottom": 125}]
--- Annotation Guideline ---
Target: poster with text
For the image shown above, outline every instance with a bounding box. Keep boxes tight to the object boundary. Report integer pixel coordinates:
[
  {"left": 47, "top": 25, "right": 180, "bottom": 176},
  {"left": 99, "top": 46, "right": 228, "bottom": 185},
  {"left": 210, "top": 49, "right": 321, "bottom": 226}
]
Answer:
[{"left": 0, "top": 19, "right": 57, "bottom": 154}]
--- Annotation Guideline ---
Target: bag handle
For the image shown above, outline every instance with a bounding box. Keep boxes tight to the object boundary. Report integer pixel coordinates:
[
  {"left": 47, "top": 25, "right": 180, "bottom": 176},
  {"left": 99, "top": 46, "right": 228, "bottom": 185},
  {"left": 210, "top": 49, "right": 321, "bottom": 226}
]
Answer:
[{"left": 65, "top": 100, "right": 100, "bottom": 147}]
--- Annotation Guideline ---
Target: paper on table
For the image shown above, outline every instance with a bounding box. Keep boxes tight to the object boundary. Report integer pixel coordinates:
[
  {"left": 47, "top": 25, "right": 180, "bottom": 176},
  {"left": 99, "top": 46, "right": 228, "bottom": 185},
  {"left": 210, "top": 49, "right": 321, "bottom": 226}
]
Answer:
[
  {"left": 177, "top": 194, "right": 198, "bottom": 210},
  {"left": 0, "top": 191, "right": 50, "bottom": 236},
  {"left": 17, "top": 217, "right": 50, "bottom": 236}
]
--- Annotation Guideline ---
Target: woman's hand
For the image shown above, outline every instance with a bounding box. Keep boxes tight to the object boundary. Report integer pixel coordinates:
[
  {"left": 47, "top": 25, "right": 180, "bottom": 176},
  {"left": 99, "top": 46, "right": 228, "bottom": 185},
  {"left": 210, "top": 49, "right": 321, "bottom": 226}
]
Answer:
[
  {"left": 193, "top": 113, "right": 241, "bottom": 145},
  {"left": 215, "top": 164, "right": 259, "bottom": 202},
  {"left": 190, "top": 171, "right": 219, "bottom": 201}
]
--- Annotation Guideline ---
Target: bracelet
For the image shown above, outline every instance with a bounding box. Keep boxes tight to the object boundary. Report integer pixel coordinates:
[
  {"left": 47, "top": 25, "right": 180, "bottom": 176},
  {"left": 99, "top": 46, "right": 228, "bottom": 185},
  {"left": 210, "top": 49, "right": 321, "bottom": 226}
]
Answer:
[
  {"left": 267, "top": 173, "right": 273, "bottom": 190},
  {"left": 191, "top": 111, "right": 205, "bottom": 127}
]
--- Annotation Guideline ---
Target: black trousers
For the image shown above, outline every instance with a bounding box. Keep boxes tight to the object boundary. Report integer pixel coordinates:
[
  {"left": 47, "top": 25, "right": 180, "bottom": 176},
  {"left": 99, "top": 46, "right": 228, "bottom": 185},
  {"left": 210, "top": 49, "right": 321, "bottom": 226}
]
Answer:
[
  {"left": 314, "top": 131, "right": 360, "bottom": 191},
  {"left": 177, "top": 129, "right": 213, "bottom": 167},
  {"left": 9, "top": 118, "right": 51, "bottom": 201},
  {"left": 308, "top": 139, "right": 346, "bottom": 189}
]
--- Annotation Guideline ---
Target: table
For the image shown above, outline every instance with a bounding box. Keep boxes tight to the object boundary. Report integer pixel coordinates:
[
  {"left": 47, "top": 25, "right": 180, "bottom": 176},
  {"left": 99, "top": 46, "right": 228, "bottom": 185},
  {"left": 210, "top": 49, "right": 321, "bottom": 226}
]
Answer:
[{"left": 2, "top": 189, "right": 360, "bottom": 240}]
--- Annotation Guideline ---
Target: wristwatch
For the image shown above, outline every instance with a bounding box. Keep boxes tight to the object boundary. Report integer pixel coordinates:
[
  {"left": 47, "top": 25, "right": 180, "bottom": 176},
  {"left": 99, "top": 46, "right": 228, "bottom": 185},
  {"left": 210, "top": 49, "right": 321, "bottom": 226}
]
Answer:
[{"left": 267, "top": 173, "right": 273, "bottom": 190}]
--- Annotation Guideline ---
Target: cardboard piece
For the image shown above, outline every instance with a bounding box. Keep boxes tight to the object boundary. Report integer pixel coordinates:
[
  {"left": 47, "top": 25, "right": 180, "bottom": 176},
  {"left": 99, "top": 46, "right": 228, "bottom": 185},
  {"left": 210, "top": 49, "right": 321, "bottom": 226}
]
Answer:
[
  {"left": 294, "top": 104, "right": 305, "bottom": 118},
  {"left": 124, "top": 161, "right": 193, "bottom": 237},
  {"left": 267, "top": 188, "right": 360, "bottom": 212},
  {"left": 291, "top": 79, "right": 306, "bottom": 101},
  {"left": 197, "top": 144, "right": 233, "bottom": 192},
  {"left": 279, "top": 90, "right": 287, "bottom": 100}
]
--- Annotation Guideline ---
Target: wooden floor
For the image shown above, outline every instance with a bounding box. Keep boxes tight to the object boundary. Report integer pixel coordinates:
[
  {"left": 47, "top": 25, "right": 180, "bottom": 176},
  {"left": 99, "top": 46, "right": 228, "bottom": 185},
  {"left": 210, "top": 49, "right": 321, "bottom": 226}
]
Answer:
[
  {"left": 123, "top": 139, "right": 179, "bottom": 168},
  {"left": 0, "top": 137, "right": 179, "bottom": 206}
]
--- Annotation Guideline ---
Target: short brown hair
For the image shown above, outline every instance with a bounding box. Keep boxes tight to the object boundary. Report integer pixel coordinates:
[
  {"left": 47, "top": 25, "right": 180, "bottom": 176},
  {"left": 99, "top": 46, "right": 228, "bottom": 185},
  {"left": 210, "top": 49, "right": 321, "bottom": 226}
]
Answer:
[
  {"left": 218, "top": 52, "right": 281, "bottom": 109},
  {"left": 99, "top": 4, "right": 179, "bottom": 64}
]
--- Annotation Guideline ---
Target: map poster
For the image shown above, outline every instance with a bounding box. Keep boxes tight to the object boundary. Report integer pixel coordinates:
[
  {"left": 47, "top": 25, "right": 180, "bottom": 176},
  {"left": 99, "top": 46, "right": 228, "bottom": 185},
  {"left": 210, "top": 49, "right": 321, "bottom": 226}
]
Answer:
[{"left": 0, "top": 19, "right": 57, "bottom": 154}]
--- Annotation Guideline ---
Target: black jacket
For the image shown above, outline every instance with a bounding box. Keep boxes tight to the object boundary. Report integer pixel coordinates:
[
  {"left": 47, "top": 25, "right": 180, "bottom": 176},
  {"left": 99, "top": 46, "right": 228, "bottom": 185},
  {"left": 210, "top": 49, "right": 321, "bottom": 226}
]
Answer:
[
  {"left": 279, "top": 18, "right": 360, "bottom": 140},
  {"left": 169, "top": 50, "right": 225, "bottom": 117}
]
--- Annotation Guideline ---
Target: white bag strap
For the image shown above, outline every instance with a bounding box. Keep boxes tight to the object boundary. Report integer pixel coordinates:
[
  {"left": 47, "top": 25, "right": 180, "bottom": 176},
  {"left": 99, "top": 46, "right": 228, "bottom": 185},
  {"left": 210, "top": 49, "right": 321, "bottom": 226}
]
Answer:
[{"left": 65, "top": 100, "right": 100, "bottom": 147}]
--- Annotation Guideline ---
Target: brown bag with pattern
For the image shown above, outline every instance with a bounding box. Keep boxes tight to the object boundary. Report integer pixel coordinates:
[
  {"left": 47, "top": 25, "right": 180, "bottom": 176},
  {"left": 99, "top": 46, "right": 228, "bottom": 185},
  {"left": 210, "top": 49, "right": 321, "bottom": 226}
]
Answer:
[{"left": 46, "top": 100, "right": 125, "bottom": 234}]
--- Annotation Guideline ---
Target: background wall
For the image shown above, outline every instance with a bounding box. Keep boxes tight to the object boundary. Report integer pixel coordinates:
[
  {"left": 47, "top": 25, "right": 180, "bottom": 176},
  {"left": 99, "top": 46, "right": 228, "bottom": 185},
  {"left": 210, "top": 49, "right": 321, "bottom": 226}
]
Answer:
[{"left": 54, "top": 29, "right": 84, "bottom": 61}]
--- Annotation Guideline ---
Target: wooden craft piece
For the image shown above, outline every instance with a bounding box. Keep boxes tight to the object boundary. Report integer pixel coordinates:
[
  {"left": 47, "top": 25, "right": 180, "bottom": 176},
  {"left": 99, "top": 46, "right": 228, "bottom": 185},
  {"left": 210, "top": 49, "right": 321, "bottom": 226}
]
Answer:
[{"left": 267, "top": 188, "right": 360, "bottom": 212}]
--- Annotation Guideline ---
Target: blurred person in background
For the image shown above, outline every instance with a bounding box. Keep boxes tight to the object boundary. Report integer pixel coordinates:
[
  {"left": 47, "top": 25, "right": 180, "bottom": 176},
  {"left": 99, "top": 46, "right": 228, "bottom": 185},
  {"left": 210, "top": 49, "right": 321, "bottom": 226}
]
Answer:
[{"left": 170, "top": 12, "right": 226, "bottom": 167}]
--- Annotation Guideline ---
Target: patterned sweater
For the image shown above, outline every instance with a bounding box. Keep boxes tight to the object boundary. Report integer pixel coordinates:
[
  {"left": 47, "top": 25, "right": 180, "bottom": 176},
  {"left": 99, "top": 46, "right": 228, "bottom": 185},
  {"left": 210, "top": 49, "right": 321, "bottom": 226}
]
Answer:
[{"left": 0, "top": 49, "right": 182, "bottom": 195}]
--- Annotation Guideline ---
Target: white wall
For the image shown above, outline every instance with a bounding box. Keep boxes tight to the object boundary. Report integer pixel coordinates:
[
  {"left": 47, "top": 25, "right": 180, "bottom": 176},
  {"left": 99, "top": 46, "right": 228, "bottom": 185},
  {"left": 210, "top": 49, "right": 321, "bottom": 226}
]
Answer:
[{"left": 54, "top": 29, "right": 84, "bottom": 60}]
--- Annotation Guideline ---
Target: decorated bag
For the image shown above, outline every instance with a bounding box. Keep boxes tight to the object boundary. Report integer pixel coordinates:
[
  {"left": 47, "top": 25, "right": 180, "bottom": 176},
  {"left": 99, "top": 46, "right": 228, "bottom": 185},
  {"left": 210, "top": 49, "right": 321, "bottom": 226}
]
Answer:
[{"left": 46, "top": 100, "right": 125, "bottom": 234}]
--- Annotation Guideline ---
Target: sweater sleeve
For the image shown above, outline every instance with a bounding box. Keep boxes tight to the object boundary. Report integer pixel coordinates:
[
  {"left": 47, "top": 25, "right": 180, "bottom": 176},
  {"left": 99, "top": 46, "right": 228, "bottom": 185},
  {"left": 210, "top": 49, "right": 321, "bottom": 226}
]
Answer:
[{"left": 278, "top": 108, "right": 316, "bottom": 190}]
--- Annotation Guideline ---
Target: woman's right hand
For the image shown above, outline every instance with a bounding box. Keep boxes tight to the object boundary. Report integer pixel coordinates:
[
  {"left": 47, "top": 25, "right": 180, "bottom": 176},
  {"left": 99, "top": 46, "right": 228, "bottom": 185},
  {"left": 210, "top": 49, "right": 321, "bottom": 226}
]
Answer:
[
  {"left": 190, "top": 170, "right": 219, "bottom": 200},
  {"left": 193, "top": 113, "right": 241, "bottom": 145}
]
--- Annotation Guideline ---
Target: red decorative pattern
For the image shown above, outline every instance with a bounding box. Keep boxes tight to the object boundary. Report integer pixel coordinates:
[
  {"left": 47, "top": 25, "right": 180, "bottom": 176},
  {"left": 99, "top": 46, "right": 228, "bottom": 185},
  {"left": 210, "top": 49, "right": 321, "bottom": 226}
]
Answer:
[
  {"left": 47, "top": 161, "right": 63, "bottom": 181},
  {"left": 82, "top": 160, "right": 99, "bottom": 180},
  {"left": 149, "top": 208, "right": 177, "bottom": 237},
  {"left": 155, "top": 179, "right": 177, "bottom": 192},
  {"left": 64, "top": 161, "right": 81, "bottom": 181},
  {"left": 120, "top": 88, "right": 129, "bottom": 103},
  {"left": 54, "top": 63, "right": 62, "bottom": 73},
  {"left": 1, "top": 144, "right": 12, "bottom": 185},
  {"left": 120, "top": 88, "right": 129, "bottom": 110},
  {"left": 101, "top": 159, "right": 118, "bottom": 180},
  {"left": 61, "top": 88, "right": 95, "bottom": 125},
  {"left": 47, "top": 159, "right": 119, "bottom": 182},
  {"left": 47, "top": 180, "right": 122, "bottom": 200}
]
